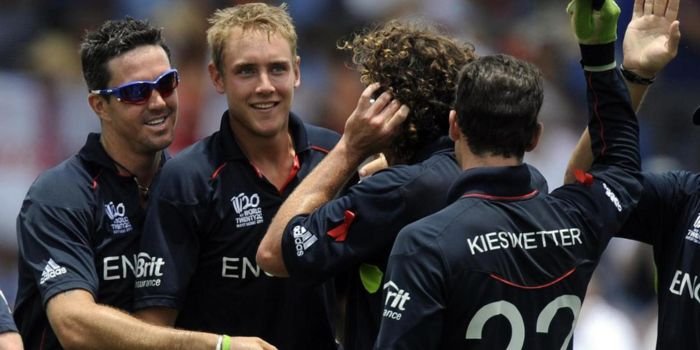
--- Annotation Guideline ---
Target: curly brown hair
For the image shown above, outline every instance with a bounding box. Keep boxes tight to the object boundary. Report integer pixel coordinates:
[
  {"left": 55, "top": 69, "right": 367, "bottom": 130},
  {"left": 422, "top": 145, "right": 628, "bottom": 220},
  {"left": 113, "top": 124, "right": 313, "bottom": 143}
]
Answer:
[{"left": 340, "top": 20, "right": 476, "bottom": 164}]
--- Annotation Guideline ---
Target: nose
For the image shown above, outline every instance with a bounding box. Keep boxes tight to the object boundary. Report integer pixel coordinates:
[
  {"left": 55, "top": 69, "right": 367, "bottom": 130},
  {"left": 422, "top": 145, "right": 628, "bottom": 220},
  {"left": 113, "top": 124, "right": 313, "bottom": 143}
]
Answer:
[
  {"left": 147, "top": 88, "right": 170, "bottom": 109},
  {"left": 256, "top": 72, "right": 275, "bottom": 94}
]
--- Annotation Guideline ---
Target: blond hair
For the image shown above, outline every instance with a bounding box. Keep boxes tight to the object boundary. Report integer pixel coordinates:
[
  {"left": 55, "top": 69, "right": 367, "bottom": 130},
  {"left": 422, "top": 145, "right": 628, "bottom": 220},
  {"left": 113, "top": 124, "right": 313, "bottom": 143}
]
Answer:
[{"left": 206, "top": 3, "right": 297, "bottom": 73}]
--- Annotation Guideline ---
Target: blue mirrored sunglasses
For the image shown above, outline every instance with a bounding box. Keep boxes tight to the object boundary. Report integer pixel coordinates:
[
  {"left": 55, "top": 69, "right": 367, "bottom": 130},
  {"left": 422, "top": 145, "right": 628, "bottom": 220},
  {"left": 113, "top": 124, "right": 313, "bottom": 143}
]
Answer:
[{"left": 90, "top": 68, "right": 179, "bottom": 104}]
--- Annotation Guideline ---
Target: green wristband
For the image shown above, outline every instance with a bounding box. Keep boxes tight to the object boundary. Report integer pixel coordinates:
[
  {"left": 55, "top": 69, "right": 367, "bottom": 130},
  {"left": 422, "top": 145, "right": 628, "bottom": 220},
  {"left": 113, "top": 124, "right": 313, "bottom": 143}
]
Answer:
[
  {"left": 222, "top": 335, "right": 232, "bottom": 350},
  {"left": 567, "top": 0, "right": 620, "bottom": 45}
]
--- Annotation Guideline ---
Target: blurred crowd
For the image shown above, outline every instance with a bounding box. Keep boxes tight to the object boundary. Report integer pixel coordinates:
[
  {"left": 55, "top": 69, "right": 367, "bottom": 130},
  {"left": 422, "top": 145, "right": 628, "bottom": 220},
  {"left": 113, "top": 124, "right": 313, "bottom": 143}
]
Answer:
[{"left": 1, "top": 0, "right": 698, "bottom": 348}]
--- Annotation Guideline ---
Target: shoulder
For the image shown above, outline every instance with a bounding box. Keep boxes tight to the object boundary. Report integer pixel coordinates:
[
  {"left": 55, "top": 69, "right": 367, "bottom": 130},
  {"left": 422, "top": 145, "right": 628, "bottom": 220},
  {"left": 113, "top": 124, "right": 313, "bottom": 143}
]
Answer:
[
  {"left": 361, "top": 152, "right": 459, "bottom": 193},
  {"left": 302, "top": 122, "right": 340, "bottom": 152},
  {"left": 26, "top": 156, "right": 94, "bottom": 208},
  {"left": 159, "top": 136, "right": 218, "bottom": 182}
]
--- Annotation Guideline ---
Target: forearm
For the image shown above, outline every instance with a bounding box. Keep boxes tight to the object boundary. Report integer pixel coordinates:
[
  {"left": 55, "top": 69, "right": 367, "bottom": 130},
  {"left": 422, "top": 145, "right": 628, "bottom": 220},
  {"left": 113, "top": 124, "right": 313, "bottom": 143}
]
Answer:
[
  {"left": 0, "top": 331, "right": 23, "bottom": 350},
  {"left": 257, "top": 138, "right": 364, "bottom": 276},
  {"left": 48, "top": 291, "right": 217, "bottom": 350}
]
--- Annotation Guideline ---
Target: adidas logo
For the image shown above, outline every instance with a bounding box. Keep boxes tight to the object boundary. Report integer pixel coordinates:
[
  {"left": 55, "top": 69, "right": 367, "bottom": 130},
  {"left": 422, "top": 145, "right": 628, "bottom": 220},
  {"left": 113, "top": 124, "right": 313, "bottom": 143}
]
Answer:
[
  {"left": 292, "top": 225, "right": 318, "bottom": 257},
  {"left": 40, "top": 259, "right": 67, "bottom": 285}
]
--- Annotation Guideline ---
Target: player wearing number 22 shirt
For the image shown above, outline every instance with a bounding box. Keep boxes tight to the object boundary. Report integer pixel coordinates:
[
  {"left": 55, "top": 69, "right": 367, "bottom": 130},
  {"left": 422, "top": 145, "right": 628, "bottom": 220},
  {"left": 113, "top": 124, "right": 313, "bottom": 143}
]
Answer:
[{"left": 374, "top": 55, "right": 642, "bottom": 348}]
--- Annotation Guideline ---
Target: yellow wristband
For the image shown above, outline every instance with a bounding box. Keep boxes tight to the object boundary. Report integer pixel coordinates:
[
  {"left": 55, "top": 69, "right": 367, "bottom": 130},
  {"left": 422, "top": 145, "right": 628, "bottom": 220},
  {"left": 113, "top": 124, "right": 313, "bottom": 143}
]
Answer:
[{"left": 222, "top": 335, "right": 232, "bottom": 350}]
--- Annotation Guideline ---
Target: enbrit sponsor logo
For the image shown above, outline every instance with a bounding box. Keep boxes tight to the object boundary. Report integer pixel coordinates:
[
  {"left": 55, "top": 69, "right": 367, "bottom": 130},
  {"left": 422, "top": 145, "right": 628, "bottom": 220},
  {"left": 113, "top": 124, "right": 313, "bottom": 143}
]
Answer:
[
  {"left": 231, "top": 193, "right": 263, "bottom": 228},
  {"left": 102, "top": 252, "right": 165, "bottom": 288},
  {"left": 40, "top": 259, "right": 67, "bottom": 285},
  {"left": 685, "top": 213, "right": 700, "bottom": 245},
  {"left": 602, "top": 182, "right": 622, "bottom": 212},
  {"left": 221, "top": 256, "right": 273, "bottom": 279},
  {"left": 292, "top": 225, "right": 317, "bottom": 257},
  {"left": 669, "top": 269, "right": 700, "bottom": 304},
  {"left": 105, "top": 201, "right": 133, "bottom": 234},
  {"left": 382, "top": 280, "right": 411, "bottom": 320}
]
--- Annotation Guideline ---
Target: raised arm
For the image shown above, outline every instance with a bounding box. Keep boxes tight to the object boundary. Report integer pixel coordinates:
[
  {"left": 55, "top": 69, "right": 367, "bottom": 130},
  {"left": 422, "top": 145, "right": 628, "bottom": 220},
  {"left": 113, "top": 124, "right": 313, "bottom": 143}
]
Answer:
[
  {"left": 564, "top": 0, "right": 680, "bottom": 184},
  {"left": 257, "top": 84, "right": 409, "bottom": 276}
]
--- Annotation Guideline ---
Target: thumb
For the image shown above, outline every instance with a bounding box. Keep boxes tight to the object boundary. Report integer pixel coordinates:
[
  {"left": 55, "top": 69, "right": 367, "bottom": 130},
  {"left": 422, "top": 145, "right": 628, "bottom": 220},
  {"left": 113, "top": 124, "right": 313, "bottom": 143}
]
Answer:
[{"left": 667, "top": 21, "right": 681, "bottom": 57}]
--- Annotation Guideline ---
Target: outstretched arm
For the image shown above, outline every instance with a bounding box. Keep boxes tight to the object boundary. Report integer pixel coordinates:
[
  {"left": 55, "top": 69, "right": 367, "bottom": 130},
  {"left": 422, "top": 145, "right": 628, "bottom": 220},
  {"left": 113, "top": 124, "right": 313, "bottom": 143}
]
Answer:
[
  {"left": 257, "top": 84, "right": 409, "bottom": 276},
  {"left": 564, "top": 0, "right": 681, "bottom": 184},
  {"left": 47, "top": 290, "right": 276, "bottom": 350}
]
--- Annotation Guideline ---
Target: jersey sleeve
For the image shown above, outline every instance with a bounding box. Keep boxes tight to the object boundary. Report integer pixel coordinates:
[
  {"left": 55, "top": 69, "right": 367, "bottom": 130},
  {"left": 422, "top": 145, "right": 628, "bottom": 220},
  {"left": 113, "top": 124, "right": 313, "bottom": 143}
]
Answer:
[
  {"left": 0, "top": 291, "right": 17, "bottom": 333},
  {"left": 281, "top": 169, "right": 411, "bottom": 284},
  {"left": 373, "top": 223, "right": 446, "bottom": 350},
  {"left": 16, "top": 184, "right": 99, "bottom": 306},
  {"left": 617, "top": 171, "right": 699, "bottom": 246},
  {"left": 553, "top": 68, "right": 642, "bottom": 238},
  {"left": 133, "top": 167, "right": 204, "bottom": 311}
]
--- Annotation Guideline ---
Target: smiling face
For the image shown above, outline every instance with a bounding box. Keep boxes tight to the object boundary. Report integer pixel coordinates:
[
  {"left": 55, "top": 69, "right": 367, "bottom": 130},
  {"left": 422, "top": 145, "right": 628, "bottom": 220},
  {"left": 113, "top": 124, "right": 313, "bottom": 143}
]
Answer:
[
  {"left": 209, "top": 27, "right": 300, "bottom": 140},
  {"left": 90, "top": 45, "right": 178, "bottom": 155}
]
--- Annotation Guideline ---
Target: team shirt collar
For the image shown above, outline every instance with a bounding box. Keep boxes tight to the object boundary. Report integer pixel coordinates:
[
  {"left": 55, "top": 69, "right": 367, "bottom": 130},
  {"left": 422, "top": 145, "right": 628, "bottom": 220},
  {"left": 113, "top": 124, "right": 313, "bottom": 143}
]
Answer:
[
  {"left": 410, "top": 136, "right": 454, "bottom": 163},
  {"left": 217, "top": 110, "right": 311, "bottom": 161},
  {"left": 78, "top": 132, "right": 169, "bottom": 173},
  {"left": 447, "top": 163, "right": 538, "bottom": 203}
]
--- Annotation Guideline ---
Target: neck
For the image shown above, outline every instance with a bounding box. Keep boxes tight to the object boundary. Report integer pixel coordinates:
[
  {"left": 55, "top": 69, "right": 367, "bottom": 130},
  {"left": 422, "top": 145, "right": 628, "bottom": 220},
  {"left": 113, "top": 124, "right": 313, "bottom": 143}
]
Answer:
[
  {"left": 230, "top": 123, "right": 294, "bottom": 165},
  {"left": 100, "top": 135, "right": 161, "bottom": 188},
  {"left": 456, "top": 144, "right": 521, "bottom": 171}
]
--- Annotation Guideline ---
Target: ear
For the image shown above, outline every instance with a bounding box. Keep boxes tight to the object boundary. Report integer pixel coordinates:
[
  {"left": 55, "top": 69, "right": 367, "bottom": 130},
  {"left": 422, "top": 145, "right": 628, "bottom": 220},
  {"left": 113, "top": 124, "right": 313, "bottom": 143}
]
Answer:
[
  {"left": 88, "top": 93, "right": 110, "bottom": 123},
  {"left": 525, "top": 122, "right": 544, "bottom": 152},
  {"left": 448, "top": 110, "right": 461, "bottom": 142},
  {"left": 293, "top": 55, "right": 301, "bottom": 88},
  {"left": 208, "top": 61, "right": 225, "bottom": 94}
]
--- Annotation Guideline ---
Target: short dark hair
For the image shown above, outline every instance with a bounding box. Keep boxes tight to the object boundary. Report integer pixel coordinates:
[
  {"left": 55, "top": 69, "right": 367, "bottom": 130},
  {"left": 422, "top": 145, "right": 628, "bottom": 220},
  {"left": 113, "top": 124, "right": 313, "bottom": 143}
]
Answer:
[
  {"left": 454, "top": 54, "right": 543, "bottom": 159},
  {"left": 340, "top": 20, "right": 476, "bottom": 164},
  {"left": 80, "top": 17, "right": 171, "bottom": 91}
]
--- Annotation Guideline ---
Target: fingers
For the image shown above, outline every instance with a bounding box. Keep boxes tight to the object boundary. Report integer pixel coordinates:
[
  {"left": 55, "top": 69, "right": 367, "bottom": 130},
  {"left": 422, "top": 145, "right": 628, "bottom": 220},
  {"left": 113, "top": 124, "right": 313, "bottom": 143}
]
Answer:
[
  {"left": 643, "top": 0, "right": 653, "bottom": 15},
  {"left": 633, "top": 0, "right": 643, "bottom": 17},
  {"left": 358, "top": 154, "right": 388, "bottom": 177},
  {"left": 666, "top": 0, "right": 679, "bottom": 21},
  {"left": 653, "top": 0, "right": 667, "bottom": 16},
  {"left": 667, "top": 21, "right": 681, "bottom": 56}
]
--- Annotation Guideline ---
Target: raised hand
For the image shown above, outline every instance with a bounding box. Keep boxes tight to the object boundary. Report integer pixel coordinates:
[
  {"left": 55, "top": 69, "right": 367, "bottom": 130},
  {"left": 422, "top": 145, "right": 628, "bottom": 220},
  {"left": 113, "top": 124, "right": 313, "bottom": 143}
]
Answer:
[
  {"left": 623, "top": 0, "right": 681, "bottom": 78},
  {"left": 341, "top": 83, "right": 409, "bottom": 161}
]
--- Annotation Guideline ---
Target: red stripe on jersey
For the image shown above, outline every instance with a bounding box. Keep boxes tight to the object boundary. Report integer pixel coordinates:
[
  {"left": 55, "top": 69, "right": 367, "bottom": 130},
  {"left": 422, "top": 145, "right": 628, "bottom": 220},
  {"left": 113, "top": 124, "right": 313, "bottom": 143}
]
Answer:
[
  {"left": 310, "top": 145, "right": 331, "bottom": 154},
  {"left": 489, "top": 267, "right": 576, "bottom": 290},
  {"left": 462, "top": 190, "right": 539, "bottom": 201},
  {"left": 574, "top": 169, "right": 594, "bottom": 186},
  {"left": 278, "top": 154, "right": 301, "bottom": 194},
  {"left": 211, "top": 163, "right": 227, "bottom": 180},
  {"left": 327, "top": 210, "right": 356, "bottom": 242}
]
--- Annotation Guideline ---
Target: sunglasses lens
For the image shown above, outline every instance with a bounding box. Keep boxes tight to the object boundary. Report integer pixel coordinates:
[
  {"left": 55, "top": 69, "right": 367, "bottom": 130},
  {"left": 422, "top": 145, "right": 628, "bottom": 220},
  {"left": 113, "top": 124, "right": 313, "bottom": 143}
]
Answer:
[
  {"left": 120, "top": 83, "right": 152, "bottom": 103},
  {"left": 155, "top": 71, "right": 179, "bottom": 98}
]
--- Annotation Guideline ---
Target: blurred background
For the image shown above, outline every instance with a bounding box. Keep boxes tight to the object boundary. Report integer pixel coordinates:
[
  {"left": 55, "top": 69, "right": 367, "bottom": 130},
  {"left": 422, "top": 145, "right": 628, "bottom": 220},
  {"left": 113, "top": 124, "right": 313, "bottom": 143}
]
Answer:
[{"left": 1, "top": 0, "right": 698, "bottom": 347}]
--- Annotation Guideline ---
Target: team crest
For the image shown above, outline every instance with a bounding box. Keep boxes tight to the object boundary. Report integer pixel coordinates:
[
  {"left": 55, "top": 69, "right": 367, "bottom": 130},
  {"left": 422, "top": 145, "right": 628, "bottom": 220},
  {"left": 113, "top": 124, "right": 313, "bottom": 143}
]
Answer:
[
  {"left": 685, "top": 212, "right": 700, "bottom": 244},
  {"left": 231, "top": 192, "right": 264, "bottom": 228},
  {"left": 105, "top": 201, "right": 133, "bottom": 234}
]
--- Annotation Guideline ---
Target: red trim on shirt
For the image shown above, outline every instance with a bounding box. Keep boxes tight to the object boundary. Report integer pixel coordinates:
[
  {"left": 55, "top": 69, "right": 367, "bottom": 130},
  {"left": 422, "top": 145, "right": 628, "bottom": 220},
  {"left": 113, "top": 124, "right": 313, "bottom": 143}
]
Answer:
[
  {"left": 462, "top": 190, "right": 539, "bottom": 201},
  {"left": 310, "top": 145, "right": 331, "bottom": 154},
  {"left": 278, "top": 154, "right": 300, "bottom": 194},
  {"left": 327, "top": 210, "right": 356, "bottom": 242},
  {"left": 587, "top": 73, "right": 607, "bottom": 155},
  {"left": 489, "top": 267, "right": 576, "bottom": 290},
  {"left": 211, "top": 163, "right": 228, "bottom": 180},
  {"left": 574, "top": 169, "right": 594, "bottom": 186}
]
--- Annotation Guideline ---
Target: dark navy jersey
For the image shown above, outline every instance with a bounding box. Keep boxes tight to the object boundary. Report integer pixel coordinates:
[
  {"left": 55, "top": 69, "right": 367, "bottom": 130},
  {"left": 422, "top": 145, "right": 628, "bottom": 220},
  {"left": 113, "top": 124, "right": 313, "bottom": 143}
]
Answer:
[
  {"left": 616, "top": 171, "right": 700, "bottom": 349},
  {"left": 374, "top": 68, "right": 642, "bottom": 349},
  {"left": 134, "top": 112, "right": 340, "bottom": 350},
  {"left": 0, "top": 290, "right": 17, "bottom": 334},
  {"left": 14, "top": 133, "right": 165, "bottom": 349},
  {"left": 281, "top": 136, "right": 548, "bottom": 350}
]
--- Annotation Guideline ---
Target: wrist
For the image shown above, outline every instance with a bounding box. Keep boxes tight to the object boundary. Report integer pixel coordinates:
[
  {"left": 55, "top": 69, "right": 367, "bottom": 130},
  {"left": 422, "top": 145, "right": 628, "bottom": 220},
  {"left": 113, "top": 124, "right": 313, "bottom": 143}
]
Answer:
[
  {"left": 216, "top": 335, "right": 231, "bottom": 350},
  {"left": 336, "top": 137, "right": 373, "bottom": 167},
  {"left": 579, "top": 43, "right": 616, "bottom": 71},
  {"left": 619, "top": 65, "right": 656, "bottom": 85}
]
